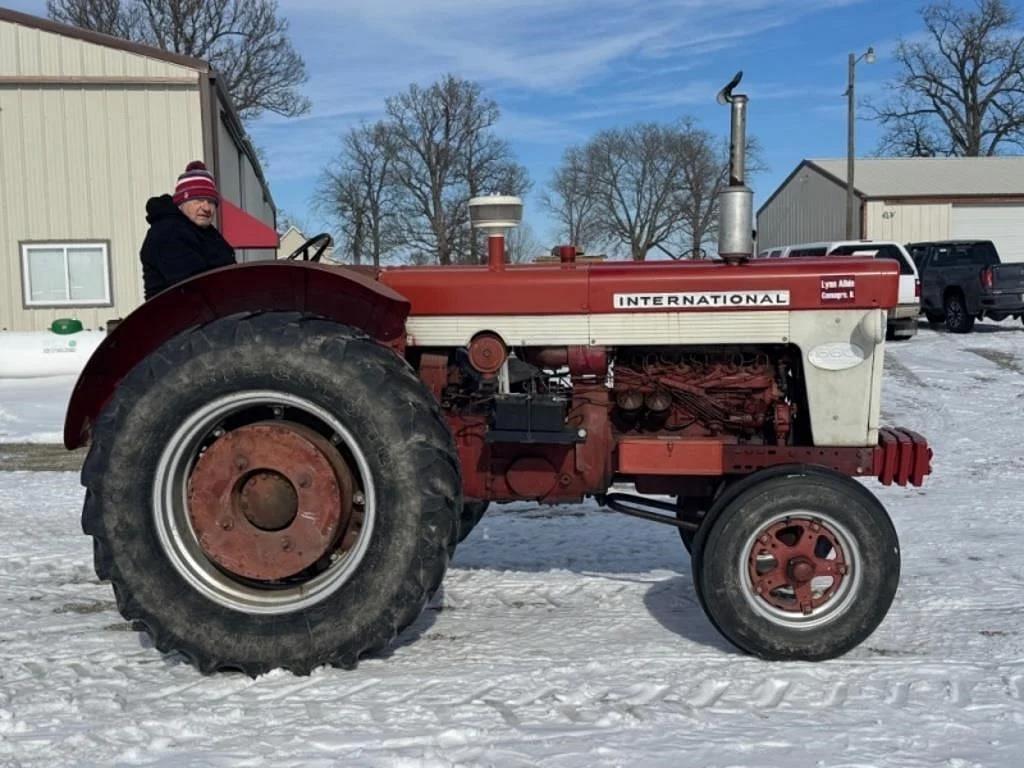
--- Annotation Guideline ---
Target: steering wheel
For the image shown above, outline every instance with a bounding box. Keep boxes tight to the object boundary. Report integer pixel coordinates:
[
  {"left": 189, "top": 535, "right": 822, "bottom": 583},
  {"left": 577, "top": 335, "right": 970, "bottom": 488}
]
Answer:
[{"left": 285, "top": 232, "right": 333, "bottom": 263}]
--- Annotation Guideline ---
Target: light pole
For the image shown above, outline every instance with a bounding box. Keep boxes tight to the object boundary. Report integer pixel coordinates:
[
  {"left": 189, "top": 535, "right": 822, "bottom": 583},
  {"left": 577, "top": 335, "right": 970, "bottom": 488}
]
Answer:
[{"left": 846, "top": 46, "right": 875, "bottom": 239}]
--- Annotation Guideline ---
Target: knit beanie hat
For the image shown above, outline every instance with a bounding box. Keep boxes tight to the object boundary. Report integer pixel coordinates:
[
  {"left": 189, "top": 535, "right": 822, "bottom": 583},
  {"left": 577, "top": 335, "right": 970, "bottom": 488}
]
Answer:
[{"left": 173, "top": 160, "right": 220, "bottom": 205}]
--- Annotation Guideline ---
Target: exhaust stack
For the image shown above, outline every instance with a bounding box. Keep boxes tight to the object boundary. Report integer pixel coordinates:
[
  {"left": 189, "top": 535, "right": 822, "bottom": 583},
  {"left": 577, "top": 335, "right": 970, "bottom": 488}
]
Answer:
[{"left": 716, "top": 72, "right": 753, "bottom": 264}]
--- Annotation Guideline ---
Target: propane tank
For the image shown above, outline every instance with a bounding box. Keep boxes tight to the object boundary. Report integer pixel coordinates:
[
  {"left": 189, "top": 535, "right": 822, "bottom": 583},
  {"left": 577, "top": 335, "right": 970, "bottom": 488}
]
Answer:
[{"left": 716, "top": 72, "right": 753, "bottom": 263}]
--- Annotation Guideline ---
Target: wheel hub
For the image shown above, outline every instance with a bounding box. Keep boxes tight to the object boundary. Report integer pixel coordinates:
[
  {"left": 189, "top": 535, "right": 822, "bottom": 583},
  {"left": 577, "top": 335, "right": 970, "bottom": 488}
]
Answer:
[
  {"left": 747, "top": 517, "right": 848, "bottom": 616},
  {"left": 240, "top": 471, "right": 298, "bottom": 530},
  {"left": 188, "top": 422, "right": 353, "bottom": 581}
]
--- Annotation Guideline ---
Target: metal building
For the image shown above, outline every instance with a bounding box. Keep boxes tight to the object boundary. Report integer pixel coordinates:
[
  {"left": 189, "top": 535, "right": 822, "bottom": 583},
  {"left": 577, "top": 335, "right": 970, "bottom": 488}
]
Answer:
[
  {"left": 757, "top": 157, "right": 1024, "bottom": 262},
  {"left": 0, "top": 7, "right": 279, "bottom": 331}
]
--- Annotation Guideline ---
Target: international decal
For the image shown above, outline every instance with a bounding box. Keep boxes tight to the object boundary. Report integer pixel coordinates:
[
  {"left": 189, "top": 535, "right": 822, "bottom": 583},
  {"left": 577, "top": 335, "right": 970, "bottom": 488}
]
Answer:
[{"left": 612, "top": 290, "right": 790, "bottom": 309}]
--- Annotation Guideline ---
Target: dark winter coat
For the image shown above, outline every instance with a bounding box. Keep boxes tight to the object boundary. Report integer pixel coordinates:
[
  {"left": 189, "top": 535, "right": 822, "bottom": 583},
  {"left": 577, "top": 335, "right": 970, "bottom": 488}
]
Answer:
[{"left": 140, "top": 194, "right": 236, "bottom": 300}]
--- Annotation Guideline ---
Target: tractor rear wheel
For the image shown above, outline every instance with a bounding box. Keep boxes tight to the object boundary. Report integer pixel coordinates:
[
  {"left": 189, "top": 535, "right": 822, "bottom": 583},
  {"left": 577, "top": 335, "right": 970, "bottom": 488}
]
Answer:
[
  {"left": 691, "top": 468, "right": 899, "bottom": 661},
  {"left": 458, "top": 501, "right": 490, "bottom": 543},
  {"left": 81, "top": 312, "right": 460, "bottom": 675}
]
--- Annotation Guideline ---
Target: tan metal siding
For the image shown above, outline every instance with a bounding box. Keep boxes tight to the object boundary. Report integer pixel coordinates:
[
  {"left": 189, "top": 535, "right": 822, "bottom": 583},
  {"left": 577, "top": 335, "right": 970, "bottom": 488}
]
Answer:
[
  {"left": 0, "top": 19, "right": 198, "bottom": 79},
  {"left": 756, "top": 166, "right": 851, "bottom": 250},
  {"left": 0, "top": 83, "right": 203, "bottom": 330},
  {"left": 864, "top": 201, "right": 951, "bottom": 244},
  {"left": 240, "top": 149, "right": 276, "bottom": 261},
  {"left": 214, "top": 107, "right": 276, "bottom": 262}
]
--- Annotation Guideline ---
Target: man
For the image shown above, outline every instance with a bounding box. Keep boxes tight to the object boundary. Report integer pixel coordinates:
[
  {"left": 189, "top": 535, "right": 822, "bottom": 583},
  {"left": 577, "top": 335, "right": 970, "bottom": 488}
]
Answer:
[{"left": 140, "top": 161, "right": 235, "bottom": 300}]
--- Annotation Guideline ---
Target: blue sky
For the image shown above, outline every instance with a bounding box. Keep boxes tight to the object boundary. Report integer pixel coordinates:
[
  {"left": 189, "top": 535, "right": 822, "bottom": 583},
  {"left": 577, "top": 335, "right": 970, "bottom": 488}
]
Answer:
[{"left": 13, "top": 0, "right": 931, "bottom": 243}]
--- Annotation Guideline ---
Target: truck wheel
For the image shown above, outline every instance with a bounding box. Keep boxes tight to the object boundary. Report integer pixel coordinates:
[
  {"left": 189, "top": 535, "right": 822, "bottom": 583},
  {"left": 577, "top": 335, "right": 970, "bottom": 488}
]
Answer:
[
  {"left": 944, "top": 294, "right": 974, "bottom": 333},
  {"left": 81, "top": 312, "right": 460, "bottom": 675},
  {"left": 692, "top": 469, "right": 899, "bottom": 661},
  {"left": 458, "top": 501, "right": 490, "bottom": 542}
]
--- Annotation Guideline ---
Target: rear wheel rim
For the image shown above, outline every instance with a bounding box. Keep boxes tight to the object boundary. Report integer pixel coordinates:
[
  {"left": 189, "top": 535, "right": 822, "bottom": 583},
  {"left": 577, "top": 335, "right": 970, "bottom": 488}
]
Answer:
[
  {"left": 153, "top": 390, "right": 376, "bottom": 615},
  {"left": 738, "top": 511, "right": 862, "bottom": 629}
]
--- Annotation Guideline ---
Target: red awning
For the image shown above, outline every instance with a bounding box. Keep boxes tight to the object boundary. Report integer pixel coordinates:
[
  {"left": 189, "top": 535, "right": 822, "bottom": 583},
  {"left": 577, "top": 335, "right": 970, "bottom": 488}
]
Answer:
[{"left": 219, "top": 199, "right": 280, "bottom": 249}]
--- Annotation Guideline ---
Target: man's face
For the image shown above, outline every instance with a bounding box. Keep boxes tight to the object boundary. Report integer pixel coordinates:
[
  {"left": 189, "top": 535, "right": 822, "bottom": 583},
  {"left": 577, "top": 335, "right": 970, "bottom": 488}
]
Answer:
[{"left": 179, "top": 198, "right": 216, "bottom": 228}]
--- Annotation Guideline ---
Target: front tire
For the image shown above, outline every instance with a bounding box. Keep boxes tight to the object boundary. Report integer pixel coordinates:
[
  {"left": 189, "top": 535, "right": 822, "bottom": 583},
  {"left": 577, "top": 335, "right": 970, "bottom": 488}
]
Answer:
[
  {"left": 692, "top": 469, "right": 899, "bottom": 661},
  {"left": 675, "top": 496, "right": 710, "bottom": 553},
  {"left": 82, "top": 312, "right": 460, "bottom": 675}
]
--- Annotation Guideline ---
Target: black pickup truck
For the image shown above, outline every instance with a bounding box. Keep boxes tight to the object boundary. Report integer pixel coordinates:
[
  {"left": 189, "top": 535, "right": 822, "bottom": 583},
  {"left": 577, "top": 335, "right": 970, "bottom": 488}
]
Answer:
[{"left": 906, "top": 240, "right": 1024, "bottom": 333}]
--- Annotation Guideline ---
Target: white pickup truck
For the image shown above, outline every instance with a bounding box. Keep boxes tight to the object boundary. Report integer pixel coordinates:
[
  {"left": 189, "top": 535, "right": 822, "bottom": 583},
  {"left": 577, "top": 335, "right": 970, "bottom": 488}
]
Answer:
[{"left": 756, "top": 240, "right": 921, "bottom": 339}]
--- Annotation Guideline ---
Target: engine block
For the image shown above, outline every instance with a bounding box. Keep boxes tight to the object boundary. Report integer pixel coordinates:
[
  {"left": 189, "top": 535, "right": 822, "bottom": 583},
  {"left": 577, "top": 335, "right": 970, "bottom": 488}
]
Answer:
[{"left": 611, "top": 349, "right": 793, "bottom": 444}]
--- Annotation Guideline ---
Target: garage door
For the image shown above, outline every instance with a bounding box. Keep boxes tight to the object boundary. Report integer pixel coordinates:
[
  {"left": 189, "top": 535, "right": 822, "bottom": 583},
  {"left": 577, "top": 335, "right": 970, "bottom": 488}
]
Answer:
[{"left": 952, "top": 204, "right": 1024, "bottom": 263}]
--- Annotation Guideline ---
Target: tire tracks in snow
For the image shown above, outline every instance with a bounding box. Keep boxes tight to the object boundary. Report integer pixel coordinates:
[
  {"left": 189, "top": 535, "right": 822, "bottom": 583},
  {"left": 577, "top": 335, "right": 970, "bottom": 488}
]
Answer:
[{"left": 265, "top": 663, "right": 1024, "bottom": 732}]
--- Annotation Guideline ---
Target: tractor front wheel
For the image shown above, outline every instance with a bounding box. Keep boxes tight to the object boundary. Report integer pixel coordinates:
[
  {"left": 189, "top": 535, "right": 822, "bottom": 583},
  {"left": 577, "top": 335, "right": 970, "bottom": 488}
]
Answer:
[
  {"left": 81, "top": 312, "right": 460, "bottom": 675},
  {"left": 691, "top": 468, "right": 899, "bottom": 661}
]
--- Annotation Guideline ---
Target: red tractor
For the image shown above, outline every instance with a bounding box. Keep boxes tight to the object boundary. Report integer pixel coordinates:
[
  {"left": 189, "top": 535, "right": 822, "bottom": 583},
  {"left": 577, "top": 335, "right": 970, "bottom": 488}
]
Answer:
[{"left": 65, "top": 74, "right": 930, "bottom": 674}]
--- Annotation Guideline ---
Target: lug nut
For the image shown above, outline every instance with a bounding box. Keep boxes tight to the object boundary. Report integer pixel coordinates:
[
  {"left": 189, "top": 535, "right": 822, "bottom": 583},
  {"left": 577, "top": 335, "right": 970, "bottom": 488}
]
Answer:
[
  {"left": 218, "top": 517, "right": 234, "bottom": 531},
  {"left": 298, "top": 474, "right": 311, "bottom": 489},
  {"left": 353, "top": 492, "right": 365, "bottom": 506},
  {"left": 281, "top": 537, "right": 292, "bottom": 552},
  {"left": 235, "top": 456, "right": 248, "bottom": 470}
]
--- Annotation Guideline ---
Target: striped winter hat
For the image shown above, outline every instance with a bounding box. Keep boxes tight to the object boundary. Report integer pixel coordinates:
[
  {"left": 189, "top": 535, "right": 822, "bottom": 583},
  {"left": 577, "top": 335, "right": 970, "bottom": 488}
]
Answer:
[{"left": 173, "top": 160, "right": 220, "bottom": 205}]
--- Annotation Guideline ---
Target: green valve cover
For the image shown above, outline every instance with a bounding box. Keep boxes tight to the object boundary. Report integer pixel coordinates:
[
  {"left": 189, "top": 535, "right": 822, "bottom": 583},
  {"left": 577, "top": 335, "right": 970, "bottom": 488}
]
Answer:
[{"left": 51, "top": 318, "right": 84, "bottom": 335}]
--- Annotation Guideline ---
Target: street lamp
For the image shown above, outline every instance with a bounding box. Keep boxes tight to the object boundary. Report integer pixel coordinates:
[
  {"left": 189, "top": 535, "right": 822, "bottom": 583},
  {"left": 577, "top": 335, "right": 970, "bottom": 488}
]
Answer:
[{"left": 846, "top": 46, "right": 875, "bottom": 239}]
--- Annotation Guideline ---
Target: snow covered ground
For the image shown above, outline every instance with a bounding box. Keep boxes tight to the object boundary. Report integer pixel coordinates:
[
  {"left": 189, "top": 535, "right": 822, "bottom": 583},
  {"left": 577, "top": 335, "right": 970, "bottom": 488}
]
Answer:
[
  {"left": 2, "top": 321, "right": 1024, "bottom": 766},
  {"left": 0, "top": 375, "right": 76, "bottom": 443}
]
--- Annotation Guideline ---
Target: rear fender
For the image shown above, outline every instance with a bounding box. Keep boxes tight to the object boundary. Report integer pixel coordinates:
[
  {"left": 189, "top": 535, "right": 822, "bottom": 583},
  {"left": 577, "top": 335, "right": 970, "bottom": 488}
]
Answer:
[{"left": 64, "top": 261, "right": 409, "bottom": 449}]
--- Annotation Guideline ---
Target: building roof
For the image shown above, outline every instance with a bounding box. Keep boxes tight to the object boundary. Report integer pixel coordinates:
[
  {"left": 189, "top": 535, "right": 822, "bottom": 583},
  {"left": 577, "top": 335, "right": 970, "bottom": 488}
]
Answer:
[
  {"left": 808, "top": 157, "right": 1024, "bottom": 198},
  {"left": 0, "top": 6, "right": 209, "bottom": 71}
]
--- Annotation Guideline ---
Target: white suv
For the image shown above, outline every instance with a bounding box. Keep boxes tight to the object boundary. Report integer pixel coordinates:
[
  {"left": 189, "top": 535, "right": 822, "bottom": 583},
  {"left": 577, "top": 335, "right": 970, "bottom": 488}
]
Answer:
[{"left": 758, "top": 240, "right": 921, "bottom": 340}]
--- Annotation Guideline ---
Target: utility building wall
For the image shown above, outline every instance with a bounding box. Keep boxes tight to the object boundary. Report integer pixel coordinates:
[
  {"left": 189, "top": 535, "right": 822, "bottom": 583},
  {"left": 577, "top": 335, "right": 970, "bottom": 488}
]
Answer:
[
  {"left": 864, "top": 201, "right": 951, "bottom": 244},
  {"left": 215, "top": 108, "right": 276, "bottom": 263},
  {"left": 0, "top": 19, "right": 204, "bottom": 331},
  {"left": 757, "top": 166, "right": 855, "bottom": 250}
]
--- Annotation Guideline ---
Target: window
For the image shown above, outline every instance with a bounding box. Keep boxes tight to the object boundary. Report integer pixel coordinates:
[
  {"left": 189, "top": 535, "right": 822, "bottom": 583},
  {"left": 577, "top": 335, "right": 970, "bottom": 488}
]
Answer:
[
  {"left": 790, "top": 247, "right": 827, "bottom": 258},
  {"left": 970, "top": 242, "right": 999, "bottom": 266},
  {"left": 932, "top": 246, "right": 954, "bottom": 267},
  {"left": 21, "top": 242, "right": 112, "bottom": 307}
]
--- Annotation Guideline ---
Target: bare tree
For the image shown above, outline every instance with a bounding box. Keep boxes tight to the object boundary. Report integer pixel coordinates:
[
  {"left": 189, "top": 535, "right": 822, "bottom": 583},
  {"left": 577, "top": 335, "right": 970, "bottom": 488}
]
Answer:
[
  {"left": 578, "top": 123, "right": 698, "bottom": 261},
  {"left": 316, "top": 122, "right": 401, "bottom": 267},
  {"left": 506, "top": 222, "right": 544, "bottom": 264},
  {"left": 48, "top": 0, "right": 310, "bottom": 119},
  {"left": 385, "top": 75, "right": 529, "bottom": 265},
  {"left": 542, "top": 146, "right": 603, "bottom": 251},
  {"left": 867, "top": 0, "right": 1024, "bottom": 156},
  {"left": 548, "top": 121, "right": 764, "bottom": 260},
  {"left": 678, "top": 133, "right": 765, "bottom": 259}
]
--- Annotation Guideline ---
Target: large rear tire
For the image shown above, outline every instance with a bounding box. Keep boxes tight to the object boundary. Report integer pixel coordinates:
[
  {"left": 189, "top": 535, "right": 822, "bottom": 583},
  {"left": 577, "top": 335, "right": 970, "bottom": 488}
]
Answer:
[
  {"left": 81, "top": 312, "right": 460, "bottom": 675},
  {"left": 692, "top": 468, "right": 899, "bottom": 661},
  {"left": 458, "top": 501, "right": 490, "bottom": 543}
]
